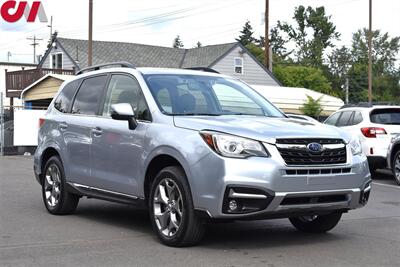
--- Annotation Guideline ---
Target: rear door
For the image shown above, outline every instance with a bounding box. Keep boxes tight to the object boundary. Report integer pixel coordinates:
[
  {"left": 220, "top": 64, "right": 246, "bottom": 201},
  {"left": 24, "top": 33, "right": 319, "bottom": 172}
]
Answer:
[
  {"left": 65, "top": 75, "right": 108, "bottom": 186},
  {"left": 90, "top": 73, "right": 151, "bottom": 196}
]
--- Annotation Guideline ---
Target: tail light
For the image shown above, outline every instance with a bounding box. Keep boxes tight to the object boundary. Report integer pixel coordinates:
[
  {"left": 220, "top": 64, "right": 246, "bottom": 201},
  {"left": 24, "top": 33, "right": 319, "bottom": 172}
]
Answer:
[
  {"left": 39, "top": 118, "right": 45, "bottom": 128},
  {"left": 361, "top": 127, "right": 386, "bottom": 138}
]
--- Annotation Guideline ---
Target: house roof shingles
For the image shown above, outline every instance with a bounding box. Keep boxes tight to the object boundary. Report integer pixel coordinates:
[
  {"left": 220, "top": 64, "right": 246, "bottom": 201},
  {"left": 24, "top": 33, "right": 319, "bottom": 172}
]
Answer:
[{"left": 56, "top": 38, "right": 237, "bottom": 70}]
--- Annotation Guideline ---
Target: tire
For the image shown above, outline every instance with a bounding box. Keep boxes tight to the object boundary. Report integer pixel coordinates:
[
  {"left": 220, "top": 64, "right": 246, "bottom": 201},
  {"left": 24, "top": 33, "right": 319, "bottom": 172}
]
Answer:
[
  {"left": 149, "top": 166, "right": 205, "bottom": 247},
  {"left": 289, "top": 213, "right": 342, "bottom": 233},
  {"left": 42, "top": 156, "right": 79, "bottom": 215},
  {"left": 391, "top": 150, "right": 400, "bottom": 185}
]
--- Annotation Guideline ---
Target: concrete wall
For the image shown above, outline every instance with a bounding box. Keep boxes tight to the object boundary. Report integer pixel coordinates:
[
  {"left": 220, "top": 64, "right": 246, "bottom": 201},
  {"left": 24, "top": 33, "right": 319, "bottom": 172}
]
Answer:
[{"left": 211, "top": 46, "right": 279, "bottom": 86}]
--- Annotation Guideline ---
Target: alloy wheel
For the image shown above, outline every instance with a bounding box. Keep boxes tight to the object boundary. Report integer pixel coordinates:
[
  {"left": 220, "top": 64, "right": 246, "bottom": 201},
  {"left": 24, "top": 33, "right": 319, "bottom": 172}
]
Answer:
[
  {"left": 394, "top": 154, "right": 400, "bottom": 182},
  {"left": 153, "top": 178, "right": 183, "bottom": 237},
  {"left": 44, "top": 164, "right": 62, "bottom": 208}
]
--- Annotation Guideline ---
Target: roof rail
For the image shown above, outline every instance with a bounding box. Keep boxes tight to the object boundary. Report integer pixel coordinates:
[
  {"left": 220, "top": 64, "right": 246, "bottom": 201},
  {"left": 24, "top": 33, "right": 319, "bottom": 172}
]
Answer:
[
  {"left": 76, "top": 62, "right": 135, "bottom": 75},
  {"left": 340, "top": 102, "right": 399, "bottom": 109},
  {"left": 184, "top": 67, "right": 220, "bottom": 74}
]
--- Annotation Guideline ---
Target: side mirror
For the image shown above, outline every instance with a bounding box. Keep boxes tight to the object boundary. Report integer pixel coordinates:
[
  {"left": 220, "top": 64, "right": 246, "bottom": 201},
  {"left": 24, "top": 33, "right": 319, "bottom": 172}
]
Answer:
[{"left": 110, "top": 103, "right": 137, "bottom": 130}]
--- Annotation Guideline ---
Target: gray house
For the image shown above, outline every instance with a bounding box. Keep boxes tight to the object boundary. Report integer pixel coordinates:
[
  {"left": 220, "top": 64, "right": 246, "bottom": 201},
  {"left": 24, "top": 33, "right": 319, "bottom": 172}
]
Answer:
[{"left": 39, "top": 37, "right": 280, "bottom": 86}]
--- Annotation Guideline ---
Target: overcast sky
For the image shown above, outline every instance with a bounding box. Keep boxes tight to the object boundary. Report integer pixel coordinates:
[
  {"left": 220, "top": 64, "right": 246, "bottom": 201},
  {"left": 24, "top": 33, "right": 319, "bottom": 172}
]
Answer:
[{"left": 0, "top": 0, "right": 399, "bottom": 63}]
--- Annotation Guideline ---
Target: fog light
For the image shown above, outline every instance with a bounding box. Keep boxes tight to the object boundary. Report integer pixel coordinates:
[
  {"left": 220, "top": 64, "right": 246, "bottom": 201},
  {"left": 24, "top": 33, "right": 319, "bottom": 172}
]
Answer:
[{"left": 228, "top": 200, "right": 238, "bottom": 211}]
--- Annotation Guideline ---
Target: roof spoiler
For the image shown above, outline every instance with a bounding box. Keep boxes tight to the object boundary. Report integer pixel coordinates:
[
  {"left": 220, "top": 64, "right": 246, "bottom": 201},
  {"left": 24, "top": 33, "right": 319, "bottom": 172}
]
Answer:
[{"left": 76, "top": 62, "right": 135, "bottom": 75}]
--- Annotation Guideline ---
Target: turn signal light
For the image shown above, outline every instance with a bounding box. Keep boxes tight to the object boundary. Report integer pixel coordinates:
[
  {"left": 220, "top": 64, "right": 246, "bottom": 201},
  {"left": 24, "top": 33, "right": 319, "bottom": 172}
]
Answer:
[{"left": 361, "top": 127, "right": 386, "bottom": 138}]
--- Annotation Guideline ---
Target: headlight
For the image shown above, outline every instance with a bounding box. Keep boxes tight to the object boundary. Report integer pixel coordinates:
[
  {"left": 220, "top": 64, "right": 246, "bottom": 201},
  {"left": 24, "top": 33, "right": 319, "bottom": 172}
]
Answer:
[
  {"left": 349, "top": 136, "right": 362, "bottom": 155},
  {"left": 200, "top": 131, "right": 269, "bottom": 158}
]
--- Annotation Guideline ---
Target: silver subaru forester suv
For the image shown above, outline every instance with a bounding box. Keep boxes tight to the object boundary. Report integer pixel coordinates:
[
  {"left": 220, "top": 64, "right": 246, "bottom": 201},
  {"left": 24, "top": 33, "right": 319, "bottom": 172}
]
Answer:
[{"left": 34, "top": 62, "right": 371, "bottom": 247}]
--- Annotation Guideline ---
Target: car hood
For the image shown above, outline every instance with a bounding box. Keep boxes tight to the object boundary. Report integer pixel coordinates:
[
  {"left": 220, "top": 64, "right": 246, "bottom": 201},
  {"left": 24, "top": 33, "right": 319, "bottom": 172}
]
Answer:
[{"left": 173, "top": 116, "right": 351, "bottom": 143}]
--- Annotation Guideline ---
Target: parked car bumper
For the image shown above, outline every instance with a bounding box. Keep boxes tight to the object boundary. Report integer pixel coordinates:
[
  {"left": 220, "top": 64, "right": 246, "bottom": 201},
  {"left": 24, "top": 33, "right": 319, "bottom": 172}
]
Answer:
[{"left": 191, "top": 143, "right": 371, "bottom": 219}]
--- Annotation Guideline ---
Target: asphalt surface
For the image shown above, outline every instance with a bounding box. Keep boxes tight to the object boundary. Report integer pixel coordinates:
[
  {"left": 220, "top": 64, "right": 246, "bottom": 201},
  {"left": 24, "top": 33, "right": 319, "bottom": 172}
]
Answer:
[{"left": 1, "top": 156, "right": 399, "bottom": 267}]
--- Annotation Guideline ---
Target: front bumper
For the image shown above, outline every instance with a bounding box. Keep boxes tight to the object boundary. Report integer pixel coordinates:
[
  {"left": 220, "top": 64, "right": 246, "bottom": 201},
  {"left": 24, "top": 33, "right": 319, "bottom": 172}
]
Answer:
[{"left": 190, "top": 143, "right": 371, "bottom": 219}]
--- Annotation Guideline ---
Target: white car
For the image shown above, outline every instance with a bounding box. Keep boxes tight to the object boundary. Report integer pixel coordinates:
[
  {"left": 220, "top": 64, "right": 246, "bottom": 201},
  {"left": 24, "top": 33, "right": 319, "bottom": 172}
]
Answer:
[{"left": 324, "top": 105, "right": 400, "bottom": 172}]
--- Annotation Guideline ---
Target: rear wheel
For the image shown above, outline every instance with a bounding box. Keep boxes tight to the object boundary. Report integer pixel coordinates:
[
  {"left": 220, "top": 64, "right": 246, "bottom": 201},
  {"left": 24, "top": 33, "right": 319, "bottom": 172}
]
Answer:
[
  {"left": 289, "top": 213, "right": 342, "bottom": 233},
  {"left": 42, "top": 156, "right": 79, "bottom": 215},
  {"left": 149, "top": 166, "right": 205, "bottom": 247},
  {"left": 391, "top": 150, "right": 400, "bottom": 185}
]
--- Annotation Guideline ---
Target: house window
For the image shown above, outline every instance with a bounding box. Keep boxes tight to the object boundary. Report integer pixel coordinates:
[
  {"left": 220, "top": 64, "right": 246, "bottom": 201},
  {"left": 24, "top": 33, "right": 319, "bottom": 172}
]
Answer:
[
  {"left": 51, "top": 53, "right": 63, "bottom": 69},
  {"left": 234, "top": 57, "right": 243, "bottom": 74}
]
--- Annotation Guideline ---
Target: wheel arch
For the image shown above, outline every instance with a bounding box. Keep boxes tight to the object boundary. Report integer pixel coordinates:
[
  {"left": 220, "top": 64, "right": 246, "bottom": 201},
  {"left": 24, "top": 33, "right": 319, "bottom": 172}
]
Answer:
[
  {"left": 39, "top": 146, "right": 63, "bottom": 183},
  {"left": 143, "top": 148, "right": 193, "bottom": 202}
]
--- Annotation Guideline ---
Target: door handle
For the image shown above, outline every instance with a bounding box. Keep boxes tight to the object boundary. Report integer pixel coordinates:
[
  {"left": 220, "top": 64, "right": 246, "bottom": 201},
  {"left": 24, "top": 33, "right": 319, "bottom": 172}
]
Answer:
[
  {"left": 59, "top": 122, "right": 68, "bottom": 131},
  {"left": 92, "top": 127, "right": 103, "bottom": 137}
]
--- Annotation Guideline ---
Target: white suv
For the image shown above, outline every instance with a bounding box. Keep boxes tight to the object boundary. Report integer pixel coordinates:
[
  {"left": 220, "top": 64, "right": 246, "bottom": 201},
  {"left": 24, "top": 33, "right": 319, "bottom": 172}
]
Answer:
[{"left": 324, "top": 105, "right": 400, "bottom": 172}]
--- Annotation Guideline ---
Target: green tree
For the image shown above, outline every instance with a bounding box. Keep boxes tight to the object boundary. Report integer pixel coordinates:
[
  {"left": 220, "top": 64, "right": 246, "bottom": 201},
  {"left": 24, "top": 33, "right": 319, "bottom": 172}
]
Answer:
[
  {"left": 245, "top": 43, "right": 264, "bottom": 64},
  {"left": 273, "top": 6, "right": 340, "bottom": 68},
  {"left": 273, "top": 65, "right": 333, "bottom": 95},
  {"left": 236, "top": 20, "right": 256, "bottom": 46},
  {"left": 196, "top": 41, "right": 202, "bottom": 48},
  {"left": 173, "top": 35, "right": 184, "bottom": 48},
  {"left": 347, "top": 29, "right": 400, "bottom": 103},
  {"left": 300, "top": 95, "right": 323, "bottom": 117}
]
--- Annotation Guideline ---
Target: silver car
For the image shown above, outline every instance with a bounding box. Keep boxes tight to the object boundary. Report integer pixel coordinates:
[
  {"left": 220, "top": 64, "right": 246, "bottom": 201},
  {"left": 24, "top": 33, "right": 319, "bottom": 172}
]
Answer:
[{"left": 34, "top": 63, "right": 371, "bottom": 247}]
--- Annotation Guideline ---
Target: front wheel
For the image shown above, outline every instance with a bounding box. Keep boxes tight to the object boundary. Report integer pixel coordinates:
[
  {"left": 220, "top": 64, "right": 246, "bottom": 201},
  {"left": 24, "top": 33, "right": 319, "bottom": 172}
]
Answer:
[
  {"left": 289, "top": 213, "right": 342, "bottom": 233},
  {"left": 149, "top": 166, "right": 205, "bottom": 247},
  {"left": 391, "top": 150, "right": 400, "bottom": 185}
]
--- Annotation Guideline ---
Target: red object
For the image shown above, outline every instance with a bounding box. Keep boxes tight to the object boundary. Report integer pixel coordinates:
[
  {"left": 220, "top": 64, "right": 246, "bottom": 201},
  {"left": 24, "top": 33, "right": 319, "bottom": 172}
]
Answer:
[
  {"left": 361, "top": 127, "right": 387, "bottom": 138},
  {"left": 38, "top": 118, "right": 45, "bottom": 128}
]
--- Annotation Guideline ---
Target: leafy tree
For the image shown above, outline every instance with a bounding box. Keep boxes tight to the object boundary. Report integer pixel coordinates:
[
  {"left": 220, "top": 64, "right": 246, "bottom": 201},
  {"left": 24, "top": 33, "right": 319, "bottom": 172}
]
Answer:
[
  {"left": 173, "top": 35, "right": 184, "bottom": 48},
  {"left": 273, "top": 65, "right": 333, "bottom": 95},
  {"left": 273, "top": 6, "right": 340, "bottom": 68},
  {"left": 196, "top": 41, "right": 202, "bottom": 48},
  {"left": 347, "top": 29, "right": 400, "bottom": 103},
  {"left": 236, "top": 20, "right": 256, "bottom": 46},
  {"left": 300, "top": 95, "right": 323, "bottom": 117},
  {"left": 245, "top": 43, "right": 264, "bottom": 64}
]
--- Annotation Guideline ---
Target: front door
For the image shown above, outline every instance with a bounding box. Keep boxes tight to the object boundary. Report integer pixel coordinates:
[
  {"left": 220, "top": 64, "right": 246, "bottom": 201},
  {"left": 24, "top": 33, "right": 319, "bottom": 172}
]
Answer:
[{"left": 90, "top": 74, "right": 151, "bottom": 196}]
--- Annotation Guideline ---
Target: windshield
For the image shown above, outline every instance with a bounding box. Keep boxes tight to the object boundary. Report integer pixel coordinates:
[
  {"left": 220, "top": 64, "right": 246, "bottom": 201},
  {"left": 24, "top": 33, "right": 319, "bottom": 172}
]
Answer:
[
  {"left": 143, "top": 74, "right": 284, "bottom": 117},
  {"left": 370, "top": 108, "right": 400, "bottom": 125}
]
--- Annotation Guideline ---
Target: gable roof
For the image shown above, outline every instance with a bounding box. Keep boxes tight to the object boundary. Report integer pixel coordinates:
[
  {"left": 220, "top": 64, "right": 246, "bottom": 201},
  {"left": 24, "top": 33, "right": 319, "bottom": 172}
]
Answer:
[{"left": 42, "top": 37, "right": 238, "bottom": 70}]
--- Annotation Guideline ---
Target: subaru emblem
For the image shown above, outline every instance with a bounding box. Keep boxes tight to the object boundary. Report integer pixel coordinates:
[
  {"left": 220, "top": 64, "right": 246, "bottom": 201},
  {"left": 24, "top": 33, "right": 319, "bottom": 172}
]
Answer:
[{"left": 307, "top": 143, "right": 323, "bottom": 153}]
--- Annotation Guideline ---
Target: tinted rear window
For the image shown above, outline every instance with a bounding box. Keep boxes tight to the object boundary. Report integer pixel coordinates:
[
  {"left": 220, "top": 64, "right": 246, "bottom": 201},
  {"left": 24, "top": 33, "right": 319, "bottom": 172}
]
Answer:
[
  {"left": 71, "top": 75, "right": 107, "bottom": 115},
  {"left": 54, "top": 80, "right": 80, "bottom": 113},
  {"left": 370, "top": 108, "right": 400, "bottom": 124}
]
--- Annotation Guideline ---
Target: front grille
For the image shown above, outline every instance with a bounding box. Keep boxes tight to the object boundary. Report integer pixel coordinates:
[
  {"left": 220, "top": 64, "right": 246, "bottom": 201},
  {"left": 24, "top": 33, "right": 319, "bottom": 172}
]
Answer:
[
  {"left": 280, "top": 194, "right": 348, "bottom": 206},
  {"left": 276, "top": 138, "right": 347, "bottom": 166},
  {"left": 285, "top": 168, "right": 351, "bottom": 176}
]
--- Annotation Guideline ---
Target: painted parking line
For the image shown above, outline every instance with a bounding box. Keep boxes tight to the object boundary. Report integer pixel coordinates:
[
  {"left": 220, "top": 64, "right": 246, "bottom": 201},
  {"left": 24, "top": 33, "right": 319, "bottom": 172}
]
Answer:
[{"left": 372, "top": 182, "right": 400, "bottom": 189}]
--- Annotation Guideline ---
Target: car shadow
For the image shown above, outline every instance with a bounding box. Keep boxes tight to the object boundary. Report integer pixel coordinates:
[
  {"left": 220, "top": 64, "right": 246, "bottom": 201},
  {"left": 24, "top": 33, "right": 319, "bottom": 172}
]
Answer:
[{"left": 72, "top": 199, "right": 347, "bottom": 248}]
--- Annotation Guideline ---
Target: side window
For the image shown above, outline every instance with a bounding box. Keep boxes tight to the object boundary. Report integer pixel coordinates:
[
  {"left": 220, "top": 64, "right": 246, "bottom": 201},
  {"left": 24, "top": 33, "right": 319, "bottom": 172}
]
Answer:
[
  {"left": 102, "top": 74, "right": 150, "bottom": 121},
  {"left": 71, "top": 75, "right": 107, "bottom": 115},
  {"left": 336, "top": 111, "right": 353, "bottom": 127},
  {"left": 325, "top": 112, "right": 341, "bottom": 126},
  {"left": 54, "top": 80, "right": 80, "bottom": 113},
  {"left": 352, "top": 111, "right": 363, "bottom": 125}
]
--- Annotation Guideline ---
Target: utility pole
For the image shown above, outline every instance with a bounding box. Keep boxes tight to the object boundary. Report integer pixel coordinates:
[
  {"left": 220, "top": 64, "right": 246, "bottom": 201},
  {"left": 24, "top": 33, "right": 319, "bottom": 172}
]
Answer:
[
  {"left": 345, "top": 77, "right": 349, "bottom": 104},
  {"left": 264, "top": 0, "right": 270, "bottom": 70},
  {"left": 47, "top": 16, "right": 53, "bottom": 40},
  {"left": 27, "top": 36, "right": 43, "bottom": 64},
  {"left": 368, "top": 0, "right": 373, "bottom": 103},
  {"left": 88, "top": 0, "right": 93, "bottom": 66}
]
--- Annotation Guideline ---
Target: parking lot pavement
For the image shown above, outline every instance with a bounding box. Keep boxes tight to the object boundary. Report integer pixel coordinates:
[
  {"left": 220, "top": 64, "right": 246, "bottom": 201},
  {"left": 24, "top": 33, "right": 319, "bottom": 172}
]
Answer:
[{"left": 1, "top": 156, "right": 399, "bottom": 267}]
